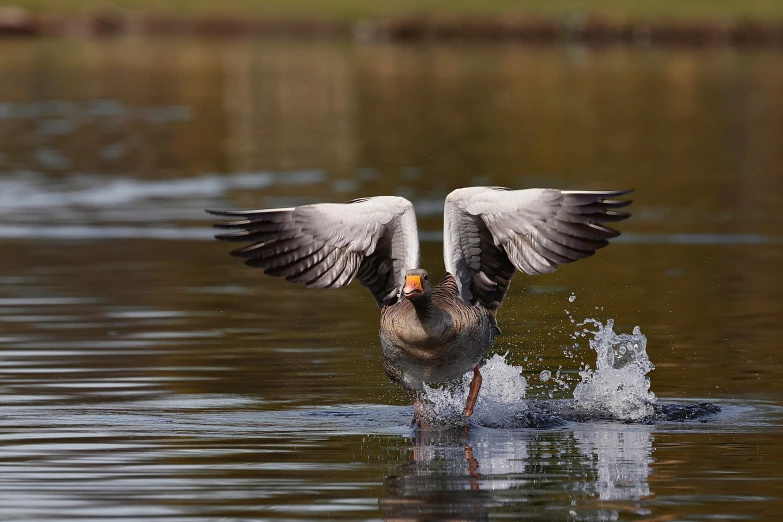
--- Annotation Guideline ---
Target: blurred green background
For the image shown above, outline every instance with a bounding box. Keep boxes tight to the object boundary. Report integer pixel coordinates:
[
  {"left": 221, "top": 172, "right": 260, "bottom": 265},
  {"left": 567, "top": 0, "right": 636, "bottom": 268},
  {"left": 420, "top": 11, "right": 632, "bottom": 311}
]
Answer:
[{"left": 8, "top": 0, "right": 783, "bottom": 21}]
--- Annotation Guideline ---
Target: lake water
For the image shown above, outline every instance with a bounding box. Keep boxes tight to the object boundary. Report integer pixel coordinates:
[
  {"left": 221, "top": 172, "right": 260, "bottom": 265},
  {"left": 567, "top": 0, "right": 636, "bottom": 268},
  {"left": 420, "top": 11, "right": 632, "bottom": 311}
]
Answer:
[{"left": 0, "top": 39, "right": 782, "bottom": 520}]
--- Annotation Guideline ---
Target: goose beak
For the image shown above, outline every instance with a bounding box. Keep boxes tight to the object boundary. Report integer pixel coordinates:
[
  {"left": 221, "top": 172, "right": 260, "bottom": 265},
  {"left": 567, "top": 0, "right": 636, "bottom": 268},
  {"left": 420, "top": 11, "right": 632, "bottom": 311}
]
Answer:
[{"left": 403, "top": 275, "right": 423, "bottom": 299}]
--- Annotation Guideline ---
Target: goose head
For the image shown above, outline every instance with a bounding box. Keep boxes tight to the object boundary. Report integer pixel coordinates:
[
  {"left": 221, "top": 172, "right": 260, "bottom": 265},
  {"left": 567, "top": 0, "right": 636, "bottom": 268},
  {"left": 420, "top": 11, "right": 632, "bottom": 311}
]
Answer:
[{"left": 402, "top": 269, "right": 432, "bottom": 302}]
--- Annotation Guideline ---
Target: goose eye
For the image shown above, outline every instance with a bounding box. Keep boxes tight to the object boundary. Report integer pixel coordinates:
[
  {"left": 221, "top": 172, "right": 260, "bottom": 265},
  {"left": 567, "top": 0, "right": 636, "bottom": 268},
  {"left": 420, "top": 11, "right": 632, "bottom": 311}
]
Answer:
[{"left": 423, "top": 275, "right": 429, "bottom": 281}]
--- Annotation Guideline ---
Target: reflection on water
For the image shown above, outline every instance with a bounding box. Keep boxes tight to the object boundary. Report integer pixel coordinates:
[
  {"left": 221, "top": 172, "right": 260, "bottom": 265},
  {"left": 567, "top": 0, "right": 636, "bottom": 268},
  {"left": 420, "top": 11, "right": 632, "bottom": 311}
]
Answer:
[
  {"left": 0, "top": 39, "right": 782, "bottom": 520},
  {"left": 384, "top": 425, "right": 654, "bottom": 520},
  {"left": 575, "top": 429, "right": 653, "bottom": 506}
]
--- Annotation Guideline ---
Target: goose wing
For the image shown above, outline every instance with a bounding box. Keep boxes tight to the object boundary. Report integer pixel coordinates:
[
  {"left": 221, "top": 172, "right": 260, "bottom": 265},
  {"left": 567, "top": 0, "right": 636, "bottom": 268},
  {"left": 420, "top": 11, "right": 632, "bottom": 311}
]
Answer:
[
  {"left": 444, "top": 187, "right": 632, "bottom": 313},
  {"left": 208, "top": 196, "right": 419, "bottom": 308}
]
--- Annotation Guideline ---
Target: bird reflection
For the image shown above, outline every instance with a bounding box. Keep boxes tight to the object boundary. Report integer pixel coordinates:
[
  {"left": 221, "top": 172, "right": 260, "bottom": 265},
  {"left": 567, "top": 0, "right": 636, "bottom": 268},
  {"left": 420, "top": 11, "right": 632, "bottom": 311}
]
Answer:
[
  {"left": 380, "top": 423, "right": 655, "bottom": 521},
  {"left": 381, "top": 428, "right": 492, "bottom": 521}
]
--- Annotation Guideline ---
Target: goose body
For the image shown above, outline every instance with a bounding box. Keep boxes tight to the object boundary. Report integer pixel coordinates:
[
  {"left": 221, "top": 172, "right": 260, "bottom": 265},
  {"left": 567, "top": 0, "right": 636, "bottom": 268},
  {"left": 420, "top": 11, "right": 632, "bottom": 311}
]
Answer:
[
  {"left": 379, "top": 273, "right": 496, "bottom": 391},
  {"left": 209, "top": 187, "right": 632, "bottom": 419}
]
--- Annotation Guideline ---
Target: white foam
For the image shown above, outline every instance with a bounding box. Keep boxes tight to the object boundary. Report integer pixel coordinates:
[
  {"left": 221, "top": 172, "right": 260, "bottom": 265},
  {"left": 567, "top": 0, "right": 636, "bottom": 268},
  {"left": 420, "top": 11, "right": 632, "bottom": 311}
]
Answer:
[
  {"left": 421, "top": 318, "right": 657, "bottom": 425},
  {"left": 422, "top": 354, "right": 528, "bottom": 426},
  {"left": 573, "top": 319, "right": 656, "bottom": 421}
]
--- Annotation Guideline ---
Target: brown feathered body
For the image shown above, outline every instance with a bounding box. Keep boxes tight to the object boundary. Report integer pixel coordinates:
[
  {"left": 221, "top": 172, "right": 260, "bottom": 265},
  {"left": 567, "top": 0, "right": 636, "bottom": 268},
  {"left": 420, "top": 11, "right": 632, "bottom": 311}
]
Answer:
[{"left": 379, "top": 274, "right": 496, "bottom": 391}]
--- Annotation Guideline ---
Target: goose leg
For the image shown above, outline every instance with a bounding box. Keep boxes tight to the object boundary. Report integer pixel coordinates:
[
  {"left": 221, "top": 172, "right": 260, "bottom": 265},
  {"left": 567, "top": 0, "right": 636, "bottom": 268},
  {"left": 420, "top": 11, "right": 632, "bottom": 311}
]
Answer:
[
  {"left": 410, "top": 395, "right": 425, "bottom": 428},
  {"left": 464, "top": 365, "right": 483, "bottom": 417}
]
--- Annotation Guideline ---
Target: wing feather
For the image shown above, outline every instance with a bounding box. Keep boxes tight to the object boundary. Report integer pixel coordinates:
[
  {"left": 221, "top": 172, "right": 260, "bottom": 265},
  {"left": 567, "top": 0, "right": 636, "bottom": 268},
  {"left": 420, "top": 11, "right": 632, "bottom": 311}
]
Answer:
[
  {"left": 265, "top": 243, "right": 327, "bottom": 278},
  {"left": 444, "top": 187, "right": 631, "bottom": 312},
  {"left": 208, "top": 196, "right": 419, "bottom": 307}
]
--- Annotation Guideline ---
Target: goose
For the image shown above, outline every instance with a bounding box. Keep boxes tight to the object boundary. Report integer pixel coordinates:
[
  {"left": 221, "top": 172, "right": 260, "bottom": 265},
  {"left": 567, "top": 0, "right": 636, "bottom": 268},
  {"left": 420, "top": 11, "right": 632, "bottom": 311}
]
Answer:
[{"left": 208, "top": 187, "right": 632, "bottom": 423}]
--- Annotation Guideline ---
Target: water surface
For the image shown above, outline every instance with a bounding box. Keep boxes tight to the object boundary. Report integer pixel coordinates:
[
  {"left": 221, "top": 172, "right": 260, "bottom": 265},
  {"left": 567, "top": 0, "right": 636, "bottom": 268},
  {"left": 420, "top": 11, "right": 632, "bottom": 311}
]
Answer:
[{"left": 0, "top": 40, "right": 782, "bottom": 520}]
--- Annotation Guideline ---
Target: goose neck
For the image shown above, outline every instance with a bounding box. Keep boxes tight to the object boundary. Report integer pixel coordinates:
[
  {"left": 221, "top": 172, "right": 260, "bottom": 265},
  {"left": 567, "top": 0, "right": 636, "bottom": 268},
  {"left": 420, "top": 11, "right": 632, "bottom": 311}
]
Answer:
[{"left": 412, "top": 297, "right": 435, "bottom": 318}]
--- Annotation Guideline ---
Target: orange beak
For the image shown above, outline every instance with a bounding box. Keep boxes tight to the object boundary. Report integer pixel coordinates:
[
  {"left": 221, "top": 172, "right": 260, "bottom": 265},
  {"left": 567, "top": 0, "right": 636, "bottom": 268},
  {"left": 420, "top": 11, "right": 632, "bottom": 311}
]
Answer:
[{"left": 403, "top": 275, "right": 423, "bottom": 299}]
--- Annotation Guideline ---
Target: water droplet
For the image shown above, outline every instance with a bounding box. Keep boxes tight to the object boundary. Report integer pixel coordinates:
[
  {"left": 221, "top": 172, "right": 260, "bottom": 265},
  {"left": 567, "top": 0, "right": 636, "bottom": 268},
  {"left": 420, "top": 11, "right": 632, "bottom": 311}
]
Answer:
[
  {"left": 568, "top": 294, "right": 576, "bottom": 303},
  {"left": 539, "top": 370, "right": 551, "bottom": 382},
  {"left": 573, "top": 319, "right": 654, "bottom": 421}
]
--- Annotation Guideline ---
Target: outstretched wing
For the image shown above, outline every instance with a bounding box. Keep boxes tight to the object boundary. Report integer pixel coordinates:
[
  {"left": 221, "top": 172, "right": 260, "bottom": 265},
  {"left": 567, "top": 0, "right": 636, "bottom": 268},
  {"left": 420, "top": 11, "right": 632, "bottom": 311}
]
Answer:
[
  {"left": 208, "top": 196, "right": 419, "bottom": 308},
  {"left": 444, "top": 187, "right": 632, "bottom": 313}
]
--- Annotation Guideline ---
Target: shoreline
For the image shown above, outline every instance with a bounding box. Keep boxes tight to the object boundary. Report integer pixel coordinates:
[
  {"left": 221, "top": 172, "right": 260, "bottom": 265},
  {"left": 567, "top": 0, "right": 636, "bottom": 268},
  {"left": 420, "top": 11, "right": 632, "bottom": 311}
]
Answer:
[{"left": 0, "top": 9, "right": 782, "bottom": 46}]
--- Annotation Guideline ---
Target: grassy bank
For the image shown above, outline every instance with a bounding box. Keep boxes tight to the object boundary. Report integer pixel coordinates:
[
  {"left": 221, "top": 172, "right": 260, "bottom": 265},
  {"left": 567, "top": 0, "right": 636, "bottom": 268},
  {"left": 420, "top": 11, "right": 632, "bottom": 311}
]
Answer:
[{"left": 8, "top": 0, "right": 783, "bottom": 22}]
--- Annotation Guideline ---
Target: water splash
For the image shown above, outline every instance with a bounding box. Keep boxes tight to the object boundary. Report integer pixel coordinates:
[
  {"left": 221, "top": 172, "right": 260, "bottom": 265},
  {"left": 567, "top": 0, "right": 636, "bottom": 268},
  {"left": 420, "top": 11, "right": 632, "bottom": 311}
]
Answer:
[
  {"left": 572, "top": 319, "right": 656, "bottom": 421},
  {"left": 422, "top": 354, "right": 528, "bottom": 427},
  {"left": 421, "top": 318, "right": 658, "bottom": 426}
]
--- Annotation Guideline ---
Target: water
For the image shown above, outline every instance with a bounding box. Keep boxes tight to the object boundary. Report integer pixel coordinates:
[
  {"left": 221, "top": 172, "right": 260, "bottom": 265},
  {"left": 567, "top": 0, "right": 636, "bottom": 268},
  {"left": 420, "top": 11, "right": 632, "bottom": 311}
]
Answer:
[
  {"left": 0, "top": 39, "right": 782, "bottom": 520},
  {"left": 573, "top": 320, "right": 656, "bottom": 421}
]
